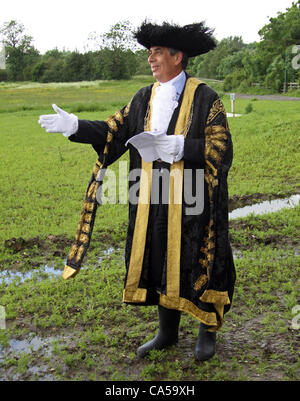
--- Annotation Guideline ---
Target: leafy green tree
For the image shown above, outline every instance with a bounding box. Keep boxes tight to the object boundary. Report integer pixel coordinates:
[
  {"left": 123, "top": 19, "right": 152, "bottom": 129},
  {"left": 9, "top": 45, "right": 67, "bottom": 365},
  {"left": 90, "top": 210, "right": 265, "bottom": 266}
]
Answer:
[
  {"left": 251, "top": 1, "right": 300, "bottom": 90},
  {"left": 223, "top": 68, "right": 248, "bottom": 91},
  {"left": 216, "top": 50, "right": 246, "bottom": 79},
  {"left": 87, "top": 20, "right": 137, "bottom": 80},
  {"left": 0, "top": 20, "right": 40, "bottom": 80},
  {"left": 134, "top": 49, "right": 152, "bottom": 75},
  {"left": 258, "top": 1, "right": 300, "bottom": 55},
  {"left": 189, "top": 36, "right": 247, "bottom": 79}
]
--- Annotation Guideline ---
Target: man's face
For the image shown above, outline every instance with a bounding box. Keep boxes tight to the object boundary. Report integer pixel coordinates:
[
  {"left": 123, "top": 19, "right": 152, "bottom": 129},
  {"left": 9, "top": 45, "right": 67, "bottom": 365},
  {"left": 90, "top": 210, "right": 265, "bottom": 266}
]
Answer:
[{"left": 148, "top": 46, "right": 183, "bottom": 83}]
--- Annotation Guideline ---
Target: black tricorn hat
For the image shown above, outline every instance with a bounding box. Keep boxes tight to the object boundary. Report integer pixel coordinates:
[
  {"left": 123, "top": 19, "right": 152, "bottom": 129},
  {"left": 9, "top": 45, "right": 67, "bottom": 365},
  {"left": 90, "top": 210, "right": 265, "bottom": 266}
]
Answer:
[{"left": 134, "top": 21, "right": 216, "bottom": 57}]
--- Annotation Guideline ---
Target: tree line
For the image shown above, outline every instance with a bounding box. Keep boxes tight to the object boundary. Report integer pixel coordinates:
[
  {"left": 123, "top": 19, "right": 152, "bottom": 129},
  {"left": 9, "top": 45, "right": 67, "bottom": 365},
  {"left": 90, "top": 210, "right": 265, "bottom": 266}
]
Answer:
[
  {"left": 0, "top": 2, "right": 299, "bottom": 92},
  {"left": 0, "top": 20, "right": 149, "bottom": 82},
  {"left": 188, "top": 1, "right": 300, "bottom": 92}
]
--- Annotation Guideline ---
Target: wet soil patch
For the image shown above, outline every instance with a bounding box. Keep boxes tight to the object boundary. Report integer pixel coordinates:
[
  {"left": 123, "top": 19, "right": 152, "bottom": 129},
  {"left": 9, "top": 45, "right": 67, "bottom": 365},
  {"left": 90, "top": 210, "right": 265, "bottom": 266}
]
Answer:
[
  {"left": 2, "top": 225, "right": 127, "bottom": 273},
  {"left": 4, "top": 235, "right": 72, "bottom": 255}
]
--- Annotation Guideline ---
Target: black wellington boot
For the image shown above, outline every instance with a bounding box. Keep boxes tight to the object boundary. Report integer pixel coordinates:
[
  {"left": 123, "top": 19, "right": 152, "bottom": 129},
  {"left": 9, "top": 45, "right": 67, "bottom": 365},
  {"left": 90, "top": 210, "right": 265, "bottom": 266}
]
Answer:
[
  {"left": 194, "top": 323, "right": 216, "bottom": 361},
  {"left": 137, "top": 305, "right": 181, "bottom": 358}
]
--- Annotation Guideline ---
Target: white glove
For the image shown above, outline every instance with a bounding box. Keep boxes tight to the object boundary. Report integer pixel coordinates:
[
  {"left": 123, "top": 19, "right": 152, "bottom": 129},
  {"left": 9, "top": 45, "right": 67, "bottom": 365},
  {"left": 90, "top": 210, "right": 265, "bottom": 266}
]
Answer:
[
  {"left": 38, "top": 104, "right": 78, "bottom": 137},
  {"left": 154, "top": 134, "right": 184, "bottom": 162}
]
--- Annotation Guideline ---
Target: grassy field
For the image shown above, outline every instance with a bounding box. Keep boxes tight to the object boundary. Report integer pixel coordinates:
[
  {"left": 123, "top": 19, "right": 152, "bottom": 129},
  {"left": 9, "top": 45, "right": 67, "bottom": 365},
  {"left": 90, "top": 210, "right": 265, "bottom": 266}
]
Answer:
[{"left": 0, "top": 77, "right": 299, "bottom": 381}]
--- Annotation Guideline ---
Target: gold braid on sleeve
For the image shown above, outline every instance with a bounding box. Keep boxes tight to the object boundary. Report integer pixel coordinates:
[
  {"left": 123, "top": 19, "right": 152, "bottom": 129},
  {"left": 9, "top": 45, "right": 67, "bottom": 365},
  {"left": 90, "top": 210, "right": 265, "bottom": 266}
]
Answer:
[
  {"left": 194, "top": 98, "right": 229, "bottom": 288},
  {"left": 63, "top": 101, "right": 131, "bottom": 280}
]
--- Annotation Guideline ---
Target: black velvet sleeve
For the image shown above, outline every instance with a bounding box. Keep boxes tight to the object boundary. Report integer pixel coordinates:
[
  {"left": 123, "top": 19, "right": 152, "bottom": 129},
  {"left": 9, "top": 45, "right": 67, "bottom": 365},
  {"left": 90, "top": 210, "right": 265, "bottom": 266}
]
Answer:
[
  {"left": 66, "top": 101, "right": 132, "bottom": 165},
  {"left": 68, "top": 120, "right": 108, "bottom": 146}
]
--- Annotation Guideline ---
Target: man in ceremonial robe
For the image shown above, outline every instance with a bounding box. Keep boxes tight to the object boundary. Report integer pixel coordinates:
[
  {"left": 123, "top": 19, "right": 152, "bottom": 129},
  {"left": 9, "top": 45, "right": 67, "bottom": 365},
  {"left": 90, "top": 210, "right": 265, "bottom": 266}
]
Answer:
[{"left": 39, "top": 21, "right": 236, "bottom": 361}]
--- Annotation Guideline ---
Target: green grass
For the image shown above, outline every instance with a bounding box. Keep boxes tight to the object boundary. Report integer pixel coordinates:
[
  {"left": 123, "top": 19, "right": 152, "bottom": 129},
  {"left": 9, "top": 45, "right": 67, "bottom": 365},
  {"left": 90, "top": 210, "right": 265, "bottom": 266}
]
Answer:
[
  {"left": 0, "top": 79, "right": 299, "bottom": 381},
  {"left": 226, "top": 97, "right": 300, "bottom": 196}
]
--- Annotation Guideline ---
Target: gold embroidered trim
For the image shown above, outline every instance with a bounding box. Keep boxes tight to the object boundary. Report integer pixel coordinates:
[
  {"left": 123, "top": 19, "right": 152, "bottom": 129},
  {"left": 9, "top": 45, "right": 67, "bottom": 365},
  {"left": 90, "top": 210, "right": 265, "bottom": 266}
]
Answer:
[
  {"left": 114, "top": 110, "right": 124, "bottom": 125},
  {"left": 159, "top": 294, "right": 218, "bottom": 328},
  {"left": 198, "top": 219, "right": 214, "bottom": 279},
  {"left": 82, "top": 223, "right": 91, "bottom": 233},
  {"left": 69, "top": 244, "right": 77, "bottom": 260},
  {"left": 202, "top": 103, "right": 229, "bottom": 278},
  {"left": 64, "top": 93, "right": 127, "bottom": 280},
  {"left": 87, "top": 181, "right": 97, "bottom": 198},
  {"left": 205, "top": 125, "right": 227, "bottom": 164},
  {"left": 206, "top": 99, "right": 226, "bottom": 125},
  {"left": 123, "top": 288, "right": 147, "bottom": 303},
  {"left": 79, "top": 233, "right": 89, "bottom": 243},
  {"left": 84, "top": 213, "right": 92, "bottom": 223},
  {"left": 63, "top": 160, "right": 104, "bottom": 278},
  {"left": 106, "top": 132, "right": 113, "bottom": 143},
  {"left": 75, "top": 245, "right": 85, "bottom": 262},
  {"left": 125, "top": 160, "right": 152, "bottom": 292},
  {"left": 93, "top": 161, "right": 103, "bottom": 178},
  {"left": 199, "top": 289, "right": 231, "bottom": 325},
  {"left": 193, "top": 274, "right": 208, "bottom": 291},
  {"left": 123, "top": 100, "right": 131, "bottom": 117},
  {"left": 106, "top": 116, "right": 118, "bottom": 132},
  {"left": 84, "top": 201, "right": 94, "bottom": 212},
  {"left": 200, "top": 289, "right": 230, "bottom": 305},
  {"left": 62, "top": 265, "right": 79, "bottom": 280},
  {"left": 167, "top": 163, "right": 183, "bottom": 297},
  {"left": 123, "top": 83, "right": 159, "bottom": 295}
]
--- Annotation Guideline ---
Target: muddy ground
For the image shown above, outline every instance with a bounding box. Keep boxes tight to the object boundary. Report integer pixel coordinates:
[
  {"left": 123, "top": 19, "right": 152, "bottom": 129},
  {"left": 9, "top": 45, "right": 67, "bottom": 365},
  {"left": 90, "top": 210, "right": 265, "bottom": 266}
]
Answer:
[{"left": 0, "top": 193, "right": 299, "bottom": 381}]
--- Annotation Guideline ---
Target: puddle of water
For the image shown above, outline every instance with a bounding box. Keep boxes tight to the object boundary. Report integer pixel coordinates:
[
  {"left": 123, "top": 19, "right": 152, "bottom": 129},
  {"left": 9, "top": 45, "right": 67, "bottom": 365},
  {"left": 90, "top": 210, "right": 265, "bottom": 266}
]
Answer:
[
  {"left": 98, "top": 247, "right": 116, "bottom": 262},
  {"left": 232, "top": 249, "right": 243, "bottom": 260},
  {"left": 0, "top": 333, "right": 58, "bottom": 361},
  {"left": 0, "top": 333, "right": 71, "bottom": 380},
  {"left": 0, "top": 249, "right": 118, "bottom": 287},
  {"left": 0, "top": 265, "right": 62, "bottom": 286},
  {"left": 229, "top": 194, "right": 300, "bottom": 220},
  {"left": 104, "top": 247, "right": 115, "bottom": 256}
]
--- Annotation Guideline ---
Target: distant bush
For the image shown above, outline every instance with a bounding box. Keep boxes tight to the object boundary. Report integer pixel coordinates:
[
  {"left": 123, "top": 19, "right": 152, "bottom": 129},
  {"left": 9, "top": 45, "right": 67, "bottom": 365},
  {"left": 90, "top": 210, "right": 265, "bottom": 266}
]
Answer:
[
  {"left": 245, "top": 103, "right": 254, "bottom": 114},
  {"left": 223, "top": 69, "right": 248, "bottom": 92}
]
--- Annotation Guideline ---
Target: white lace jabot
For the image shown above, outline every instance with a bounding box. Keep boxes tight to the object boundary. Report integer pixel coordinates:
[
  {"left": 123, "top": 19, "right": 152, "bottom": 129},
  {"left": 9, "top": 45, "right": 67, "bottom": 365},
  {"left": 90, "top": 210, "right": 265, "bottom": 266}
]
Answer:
[
  {"left": 151, "top": 84, "right": 178, "bottom": 133},
  {"left": 150, "top": 71, "right": 186, "bottom": 133}
]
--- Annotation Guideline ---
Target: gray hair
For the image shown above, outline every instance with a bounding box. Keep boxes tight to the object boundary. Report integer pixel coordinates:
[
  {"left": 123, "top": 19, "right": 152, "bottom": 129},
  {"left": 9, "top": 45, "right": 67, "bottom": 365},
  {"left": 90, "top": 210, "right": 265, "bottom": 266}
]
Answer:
[{"left": 168, "top": 48, "right": 189, "bottom": 70}]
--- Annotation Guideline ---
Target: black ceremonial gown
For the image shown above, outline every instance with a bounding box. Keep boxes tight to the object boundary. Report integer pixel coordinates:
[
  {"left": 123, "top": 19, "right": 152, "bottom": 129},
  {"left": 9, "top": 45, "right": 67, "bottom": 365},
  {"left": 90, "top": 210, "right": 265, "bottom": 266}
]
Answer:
[{"left": 63, "top": 75, "right": 236, "bottom": 331}]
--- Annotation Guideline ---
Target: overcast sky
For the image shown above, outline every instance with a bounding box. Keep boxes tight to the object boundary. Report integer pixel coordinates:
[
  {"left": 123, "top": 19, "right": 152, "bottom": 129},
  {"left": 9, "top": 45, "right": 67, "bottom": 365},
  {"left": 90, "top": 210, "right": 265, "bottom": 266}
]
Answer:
[{"left": 0, "top": 0, "right": 296, "bottom": 53}]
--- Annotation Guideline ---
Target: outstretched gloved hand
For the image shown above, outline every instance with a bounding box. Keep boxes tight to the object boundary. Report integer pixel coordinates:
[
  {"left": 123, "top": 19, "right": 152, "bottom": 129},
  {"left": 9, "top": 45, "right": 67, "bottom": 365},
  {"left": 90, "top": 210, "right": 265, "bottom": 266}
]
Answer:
[{"left": 38, "top": 104, "right": 78, "bottom": 137}]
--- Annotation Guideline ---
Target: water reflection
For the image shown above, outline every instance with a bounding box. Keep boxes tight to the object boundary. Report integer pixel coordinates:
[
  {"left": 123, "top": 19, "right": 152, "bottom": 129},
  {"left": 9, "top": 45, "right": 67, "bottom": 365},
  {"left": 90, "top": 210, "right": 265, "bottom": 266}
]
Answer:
[
  {"left": 0, "top": 265, "right": 61, "bottom": 286},
  {"left": 229, "top": 194, "right": 300, "bottom": 220}
]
